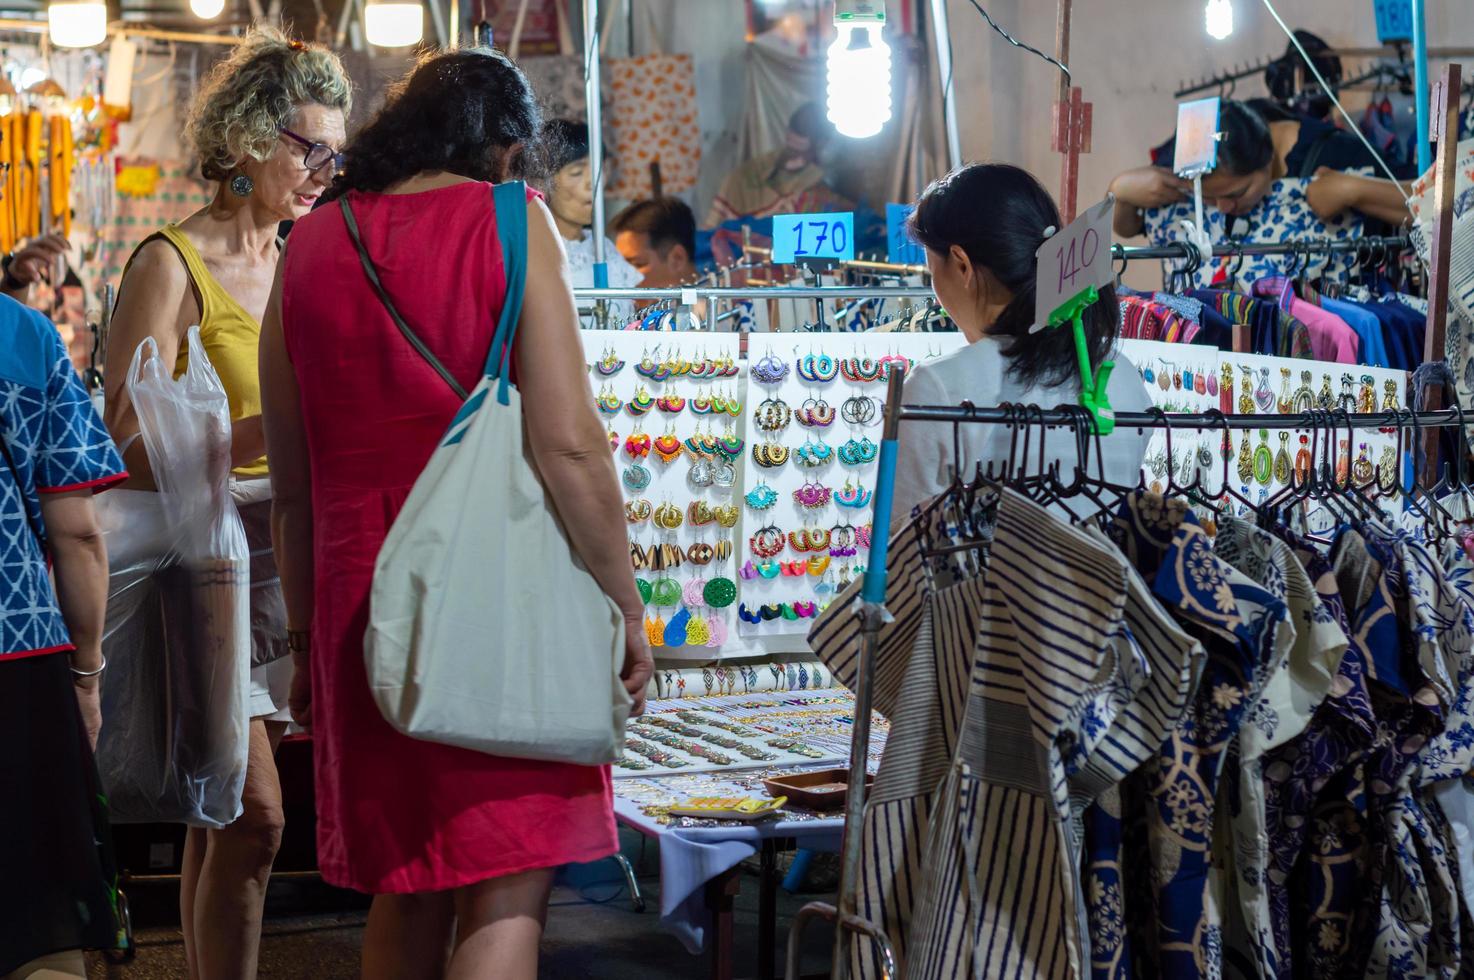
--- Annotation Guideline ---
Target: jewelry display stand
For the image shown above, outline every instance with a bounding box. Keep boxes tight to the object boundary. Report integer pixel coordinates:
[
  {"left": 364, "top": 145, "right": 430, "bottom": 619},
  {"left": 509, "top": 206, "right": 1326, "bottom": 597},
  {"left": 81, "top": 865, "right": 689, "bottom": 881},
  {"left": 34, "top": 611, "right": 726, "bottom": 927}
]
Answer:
[
  {"left": 738, "top": 334, "right": 965, "bottom": 638},
  {"left": 1121, "top": 339, "right": 1408, "bottom": 523}
]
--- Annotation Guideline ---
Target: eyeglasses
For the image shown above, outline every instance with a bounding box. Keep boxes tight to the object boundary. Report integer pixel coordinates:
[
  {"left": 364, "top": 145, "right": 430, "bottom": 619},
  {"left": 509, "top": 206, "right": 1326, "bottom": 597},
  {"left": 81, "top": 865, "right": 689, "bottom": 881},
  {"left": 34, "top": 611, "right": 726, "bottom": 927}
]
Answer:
[{"left": 280, "top": 128, "right": 344, "bottom": 174}]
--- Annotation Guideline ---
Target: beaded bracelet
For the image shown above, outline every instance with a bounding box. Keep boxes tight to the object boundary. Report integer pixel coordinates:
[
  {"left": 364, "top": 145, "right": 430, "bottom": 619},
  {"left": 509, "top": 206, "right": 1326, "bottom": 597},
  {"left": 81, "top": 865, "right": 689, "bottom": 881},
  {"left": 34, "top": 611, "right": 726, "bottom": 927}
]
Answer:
[{"left": 623, "top": 738, "right": 690, "bottom": 769}]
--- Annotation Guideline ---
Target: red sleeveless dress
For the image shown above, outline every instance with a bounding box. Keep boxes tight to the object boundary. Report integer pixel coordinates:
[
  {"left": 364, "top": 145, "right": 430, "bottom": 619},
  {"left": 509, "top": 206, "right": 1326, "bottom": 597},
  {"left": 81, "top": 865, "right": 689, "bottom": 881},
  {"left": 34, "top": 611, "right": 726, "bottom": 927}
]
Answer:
[{"left": 281, "top": 182, "right": 617, "bottom": 893}]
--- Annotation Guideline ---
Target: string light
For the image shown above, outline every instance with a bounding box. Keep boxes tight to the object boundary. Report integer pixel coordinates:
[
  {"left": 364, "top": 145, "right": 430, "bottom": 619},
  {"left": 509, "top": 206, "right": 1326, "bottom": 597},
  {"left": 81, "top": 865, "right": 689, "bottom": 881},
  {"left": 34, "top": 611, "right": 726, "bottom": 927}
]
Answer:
[
  {"left": 1205, "top": 0, "right": 1235, "bottom": 40},
  {"left": 190, "top": 0, "right": 226, "bottom": 19}
]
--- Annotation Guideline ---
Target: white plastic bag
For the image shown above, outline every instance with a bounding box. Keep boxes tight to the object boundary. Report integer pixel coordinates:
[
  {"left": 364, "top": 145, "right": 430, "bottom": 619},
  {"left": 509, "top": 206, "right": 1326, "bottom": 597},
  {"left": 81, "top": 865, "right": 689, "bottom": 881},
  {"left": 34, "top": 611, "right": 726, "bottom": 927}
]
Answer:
[{"left": 95, "top": 329, "right": 251, "bottom": 828}]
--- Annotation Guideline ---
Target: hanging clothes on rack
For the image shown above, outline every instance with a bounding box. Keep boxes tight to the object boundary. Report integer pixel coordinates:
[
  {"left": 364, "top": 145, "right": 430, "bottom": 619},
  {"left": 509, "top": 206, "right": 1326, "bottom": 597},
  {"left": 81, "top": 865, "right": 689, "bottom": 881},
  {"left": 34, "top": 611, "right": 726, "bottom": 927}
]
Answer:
[{"left": 808, "top": 402, "right": 1474, "bottom": 980}]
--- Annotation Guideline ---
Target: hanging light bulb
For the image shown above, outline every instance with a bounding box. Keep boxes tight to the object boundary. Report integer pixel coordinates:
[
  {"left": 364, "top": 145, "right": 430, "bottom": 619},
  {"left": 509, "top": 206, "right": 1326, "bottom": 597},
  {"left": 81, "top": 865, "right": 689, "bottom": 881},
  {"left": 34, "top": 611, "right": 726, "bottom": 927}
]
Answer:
[
  {"left": 826, "top": 1, "right": 891, "bottom": 140},
  {"left": 190, "top": 0, "right": 226, "bottom": 19},
  {"left": 1205, "top": 0, "right": 1234, "bottom": 40},
  {"left": 364, "top": 0, "right": 423, "bottom": 47},
  {"left": 47, "top": 0, "right": 108, "bottom": 48}
]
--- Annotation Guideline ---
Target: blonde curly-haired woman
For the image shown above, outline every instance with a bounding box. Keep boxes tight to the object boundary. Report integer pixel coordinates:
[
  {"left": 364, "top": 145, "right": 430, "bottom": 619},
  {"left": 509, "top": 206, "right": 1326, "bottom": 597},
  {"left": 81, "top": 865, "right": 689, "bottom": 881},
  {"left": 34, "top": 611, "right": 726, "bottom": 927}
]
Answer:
[{"left": 104, "top": 30, "right": 350, "bottom": 980}]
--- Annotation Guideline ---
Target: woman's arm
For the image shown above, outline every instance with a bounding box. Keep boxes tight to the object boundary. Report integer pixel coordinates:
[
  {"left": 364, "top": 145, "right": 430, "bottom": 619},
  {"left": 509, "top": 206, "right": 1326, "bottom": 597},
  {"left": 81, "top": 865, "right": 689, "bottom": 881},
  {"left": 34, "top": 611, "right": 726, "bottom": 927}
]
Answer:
[
  {"left": 1306, "top": 167, "right": 1414, "bottom": 225},
  {"left": 1108, "top": 166, "right": 1192, "bottom": 238},
  {"left": 515, "top": 197, "right": 653, "bottom": 715},
  {"left": 104, "top": 239, "right": 267, "bottom": 488},
  {"left": 103, "top": 241, "right": 192, "bottom": 487},
  {"left": 258, "top": 254, "right": 317, "bottom": 728}
]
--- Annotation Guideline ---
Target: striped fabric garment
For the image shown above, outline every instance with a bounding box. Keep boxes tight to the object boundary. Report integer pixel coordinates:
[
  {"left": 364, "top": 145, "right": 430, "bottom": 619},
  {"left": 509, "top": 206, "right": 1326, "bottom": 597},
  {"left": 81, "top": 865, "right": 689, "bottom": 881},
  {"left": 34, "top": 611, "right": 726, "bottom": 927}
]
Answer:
[{"left": 809, "top": 490, "right": 1200, "bottom": 979}]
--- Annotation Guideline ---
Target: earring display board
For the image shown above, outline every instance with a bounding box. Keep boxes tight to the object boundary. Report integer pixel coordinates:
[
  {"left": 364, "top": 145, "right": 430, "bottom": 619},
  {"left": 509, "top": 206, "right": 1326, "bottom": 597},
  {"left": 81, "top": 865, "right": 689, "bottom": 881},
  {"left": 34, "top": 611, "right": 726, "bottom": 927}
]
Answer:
[
  {"left": 1120, "top": 340, "right": 1407, "bottom": 515},
  {"left": 738, "top": 334, "right": 967, "bottom": 637},
  {"left": 585, "top": 332, "right": 749, "bottom": 661}
]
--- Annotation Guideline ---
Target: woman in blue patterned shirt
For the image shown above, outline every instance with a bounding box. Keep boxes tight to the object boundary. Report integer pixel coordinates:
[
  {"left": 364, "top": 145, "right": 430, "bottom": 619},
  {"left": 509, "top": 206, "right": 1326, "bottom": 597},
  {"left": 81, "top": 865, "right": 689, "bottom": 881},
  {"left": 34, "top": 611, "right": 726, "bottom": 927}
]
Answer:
[{"left": 0, "top": 293, "right": 127, "bottom": 978}]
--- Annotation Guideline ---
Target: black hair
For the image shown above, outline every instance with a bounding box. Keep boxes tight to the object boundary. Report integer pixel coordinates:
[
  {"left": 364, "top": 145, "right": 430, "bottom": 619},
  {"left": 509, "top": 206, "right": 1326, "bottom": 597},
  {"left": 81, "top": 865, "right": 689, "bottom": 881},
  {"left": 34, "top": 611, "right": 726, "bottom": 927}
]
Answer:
[
  {"left": 1265, "top": 30, "right": 1341, "bottom": 118},
  {"left": 541, "top": 118, "right": 591, "bottom": 174},
  {"left": 326, "top": 47, "right": 541, "bottom": 199},
  {"left": 907, "top": 163, "right": 1116, "bottom": 389},
  {"left": 1215, "top": 99, "right": 1277, "bottom": 176},
  {"left": 612, "top": 197, "right": 697, "bottom": 260},
  {"left": 788, "top": 102, "right": 830, "bottom": 149}
]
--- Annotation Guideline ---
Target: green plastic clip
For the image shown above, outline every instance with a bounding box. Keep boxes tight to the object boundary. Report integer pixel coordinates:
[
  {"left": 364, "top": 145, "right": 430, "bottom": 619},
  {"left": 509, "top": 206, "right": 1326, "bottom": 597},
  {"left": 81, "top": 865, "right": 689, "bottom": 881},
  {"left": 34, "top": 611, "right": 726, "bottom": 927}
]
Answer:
[{"left": 1045, "top": 285, "right": 1116, "bottom": 435}]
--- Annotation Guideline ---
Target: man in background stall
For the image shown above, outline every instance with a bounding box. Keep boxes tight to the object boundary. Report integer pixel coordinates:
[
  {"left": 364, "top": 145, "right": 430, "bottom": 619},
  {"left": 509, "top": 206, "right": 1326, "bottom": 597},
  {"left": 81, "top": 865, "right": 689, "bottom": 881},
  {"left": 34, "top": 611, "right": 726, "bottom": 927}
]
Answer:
[{"left": 613, "top": 197, "right": 698, "bottom": 289}]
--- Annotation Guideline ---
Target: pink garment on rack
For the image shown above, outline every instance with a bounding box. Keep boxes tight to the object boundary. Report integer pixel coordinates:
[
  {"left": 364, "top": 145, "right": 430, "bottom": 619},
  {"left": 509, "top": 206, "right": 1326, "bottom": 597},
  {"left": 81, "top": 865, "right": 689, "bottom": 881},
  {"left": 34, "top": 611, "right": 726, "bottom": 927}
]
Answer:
[
  {"left": 1287, "top": 298, "right": 1359, "bottom": 363},
  {"left": 1252, "top": 278, "right": 1359, "bottom": 363}
]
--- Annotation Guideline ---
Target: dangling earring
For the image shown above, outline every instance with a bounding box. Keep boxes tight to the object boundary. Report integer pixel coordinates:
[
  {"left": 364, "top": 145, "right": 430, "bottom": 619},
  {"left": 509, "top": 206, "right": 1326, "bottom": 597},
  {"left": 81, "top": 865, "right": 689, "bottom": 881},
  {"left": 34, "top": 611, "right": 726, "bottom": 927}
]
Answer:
[{"left": 230, "top": 173, "right": 254, "bottom": 197}]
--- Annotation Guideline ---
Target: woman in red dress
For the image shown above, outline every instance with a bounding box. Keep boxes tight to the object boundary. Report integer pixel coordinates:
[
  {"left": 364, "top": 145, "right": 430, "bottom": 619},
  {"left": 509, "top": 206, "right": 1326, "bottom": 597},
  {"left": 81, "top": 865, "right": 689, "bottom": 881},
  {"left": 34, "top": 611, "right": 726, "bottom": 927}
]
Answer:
[{"left": 259, "top": 49, "right": 652, "bottom": 980}]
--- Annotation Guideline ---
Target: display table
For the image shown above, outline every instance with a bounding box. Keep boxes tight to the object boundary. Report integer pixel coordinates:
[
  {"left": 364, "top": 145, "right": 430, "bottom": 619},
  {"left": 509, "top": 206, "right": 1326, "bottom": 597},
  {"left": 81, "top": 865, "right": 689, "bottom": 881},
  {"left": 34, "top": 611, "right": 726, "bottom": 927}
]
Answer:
[{"left": 612, "top": 689, "right": 886, "bottom": 980}]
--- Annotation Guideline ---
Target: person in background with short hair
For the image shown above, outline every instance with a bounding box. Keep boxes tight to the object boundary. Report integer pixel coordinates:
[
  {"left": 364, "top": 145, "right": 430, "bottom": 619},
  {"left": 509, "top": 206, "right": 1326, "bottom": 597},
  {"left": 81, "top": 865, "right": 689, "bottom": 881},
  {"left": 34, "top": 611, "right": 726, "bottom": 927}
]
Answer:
[
  {"left": 613, "top": 196, "right": 698, "bottom": 290},
  {"left": 0, "top": 290, "right": 126, "bottom": 980},
  {"left": 540, "top": 118, "right": 642, "bottom": 324},
  {"left": 706, "top": 102, "right": 851, "bottom": 226}
]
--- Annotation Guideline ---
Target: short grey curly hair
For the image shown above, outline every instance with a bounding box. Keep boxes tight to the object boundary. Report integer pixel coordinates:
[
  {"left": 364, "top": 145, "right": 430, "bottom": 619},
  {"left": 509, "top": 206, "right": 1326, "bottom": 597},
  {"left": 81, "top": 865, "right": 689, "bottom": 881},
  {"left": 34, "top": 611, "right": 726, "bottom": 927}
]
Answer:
[{"left": 186, "top": 28, "right": 353, "bottom": 182}]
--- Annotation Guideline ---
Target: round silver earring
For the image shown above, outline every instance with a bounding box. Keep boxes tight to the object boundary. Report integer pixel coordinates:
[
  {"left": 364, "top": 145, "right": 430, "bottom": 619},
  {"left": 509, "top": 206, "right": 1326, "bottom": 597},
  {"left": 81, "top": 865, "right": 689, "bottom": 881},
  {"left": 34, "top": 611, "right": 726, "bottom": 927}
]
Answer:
[{"left": 229, "top": 174, "right": 254, "bottom": 197}]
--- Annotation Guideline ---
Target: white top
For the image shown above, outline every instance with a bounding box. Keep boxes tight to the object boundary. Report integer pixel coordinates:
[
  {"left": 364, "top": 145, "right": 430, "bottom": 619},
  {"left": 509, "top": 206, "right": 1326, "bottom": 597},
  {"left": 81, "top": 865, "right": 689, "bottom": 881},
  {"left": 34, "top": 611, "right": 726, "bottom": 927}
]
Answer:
[
  {"left": 891, "top": 338, "right": 1154, "bottom": 525},
  {"left": 564, "top": 229, "right": 643, "bottom": 325}
]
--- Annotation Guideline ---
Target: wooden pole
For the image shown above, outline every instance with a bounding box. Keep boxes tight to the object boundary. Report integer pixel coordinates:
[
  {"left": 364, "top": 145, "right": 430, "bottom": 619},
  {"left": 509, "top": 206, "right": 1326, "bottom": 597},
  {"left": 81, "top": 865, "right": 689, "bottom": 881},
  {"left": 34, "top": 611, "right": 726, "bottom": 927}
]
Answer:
[{"left": 1418, "top": 62, "right": 1462, "bottom": 488}]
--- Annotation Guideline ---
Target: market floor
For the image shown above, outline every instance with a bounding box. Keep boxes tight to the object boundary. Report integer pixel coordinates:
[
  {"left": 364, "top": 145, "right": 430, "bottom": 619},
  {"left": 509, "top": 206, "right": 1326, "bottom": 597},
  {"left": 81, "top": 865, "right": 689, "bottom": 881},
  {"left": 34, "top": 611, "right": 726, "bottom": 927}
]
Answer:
[{"left": 86, "top": 829, "right": 837, "bottom": 979}]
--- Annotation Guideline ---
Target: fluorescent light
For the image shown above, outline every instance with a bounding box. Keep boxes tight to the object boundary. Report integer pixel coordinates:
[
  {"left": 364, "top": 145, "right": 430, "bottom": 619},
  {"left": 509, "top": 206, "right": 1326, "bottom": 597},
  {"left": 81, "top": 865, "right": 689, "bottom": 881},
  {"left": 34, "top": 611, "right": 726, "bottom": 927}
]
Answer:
[
  {"left": 826, "top": 22, "right": 892, "bottom": 139},
  {"left": 190, "top": 0, "right": 226, "bottom": 19},
  {"left": 1205, "top": 0, "right": 1234, "bottom": 40},
  {"left": 48, "top": 0, "right": 108, "bottom": 48},
  {"left": 364, "top": 0, "right": 423, "bottom": 47}
]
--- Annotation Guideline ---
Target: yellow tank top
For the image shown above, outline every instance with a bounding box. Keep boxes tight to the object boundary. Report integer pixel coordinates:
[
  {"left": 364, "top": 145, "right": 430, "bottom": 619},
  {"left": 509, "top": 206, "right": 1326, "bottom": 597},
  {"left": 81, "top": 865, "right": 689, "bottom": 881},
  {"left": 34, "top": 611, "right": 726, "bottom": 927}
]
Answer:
[{"left": 155, "top": 225, "right": 269, "bottom": 478}]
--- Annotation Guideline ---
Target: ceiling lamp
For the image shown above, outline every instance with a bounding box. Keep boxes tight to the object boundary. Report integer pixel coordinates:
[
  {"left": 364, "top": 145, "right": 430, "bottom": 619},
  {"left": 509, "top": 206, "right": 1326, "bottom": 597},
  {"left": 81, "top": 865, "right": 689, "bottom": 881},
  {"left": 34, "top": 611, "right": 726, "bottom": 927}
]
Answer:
[
  {"left": 48, "top": 0, "right": 108, "bottom": 48},
  {"left": 826, "top": 0, "right": 892, "bottom": 140},
  {"left": 1205, "top": 0, "right": 1234, "bottom": 40},
  {"left": 364, "top": 0, "right": 423, "bottom": 47},
  {"left": 191, "top": 0, "right": 226, "bottom": 19}
]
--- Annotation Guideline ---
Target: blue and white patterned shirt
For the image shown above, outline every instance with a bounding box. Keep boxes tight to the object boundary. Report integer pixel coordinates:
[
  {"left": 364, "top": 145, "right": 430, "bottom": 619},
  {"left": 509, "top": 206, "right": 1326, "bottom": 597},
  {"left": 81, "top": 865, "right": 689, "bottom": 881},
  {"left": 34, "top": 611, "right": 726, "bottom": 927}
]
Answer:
[{"left": 0, "top": 296, "right": 125, "bottom": 660}]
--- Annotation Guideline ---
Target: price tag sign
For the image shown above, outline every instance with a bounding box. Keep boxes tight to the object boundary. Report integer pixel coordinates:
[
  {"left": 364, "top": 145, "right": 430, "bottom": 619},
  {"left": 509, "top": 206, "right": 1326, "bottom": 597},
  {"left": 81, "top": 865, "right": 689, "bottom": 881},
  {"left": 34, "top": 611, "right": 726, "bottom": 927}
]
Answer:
[
  {"left": 1373, "top": 0, "right": 1413, "bottom": 42},
  {"left": 1033, "top": 196, "right": 1115, "bottom": 332},
  {"left": 1173, "top": 96, "right": 1222, "bottom": 177},
  {"left": 885, "top": 203, "right": 926, "bottom": 266},
  {"left": 771, "top": 212, "right": 856, "bottom": 264}
]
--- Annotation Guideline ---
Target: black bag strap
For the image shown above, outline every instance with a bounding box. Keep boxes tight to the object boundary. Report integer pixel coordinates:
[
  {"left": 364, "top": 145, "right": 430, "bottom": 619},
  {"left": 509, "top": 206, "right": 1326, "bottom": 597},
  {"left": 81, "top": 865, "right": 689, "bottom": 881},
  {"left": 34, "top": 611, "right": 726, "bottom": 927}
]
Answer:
[{"left": 340, "top": 197, "right": 469, "bottom": 402}]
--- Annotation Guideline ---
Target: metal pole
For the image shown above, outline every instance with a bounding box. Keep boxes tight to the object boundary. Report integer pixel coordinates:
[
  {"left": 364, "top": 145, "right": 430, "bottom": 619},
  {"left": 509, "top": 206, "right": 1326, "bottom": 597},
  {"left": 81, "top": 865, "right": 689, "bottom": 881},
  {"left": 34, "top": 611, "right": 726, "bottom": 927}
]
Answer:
[
  {"left": 929, "top": 0, "right": 962, "bottom": 171},
  {"left": 584, "top": 0, "right": 608, "bottom": 285},
  {"left": 826, "top": 369, "right": 907, "bottom": 980},
  {"left": 1418, "top": 62, "right": 1462, "bottom": 488},
  {"left": 1412, "top": 0, "right": 1431, "bottom": 172},
  {"left": 573, "top": 285, "right": 937, "bottom": 301}
]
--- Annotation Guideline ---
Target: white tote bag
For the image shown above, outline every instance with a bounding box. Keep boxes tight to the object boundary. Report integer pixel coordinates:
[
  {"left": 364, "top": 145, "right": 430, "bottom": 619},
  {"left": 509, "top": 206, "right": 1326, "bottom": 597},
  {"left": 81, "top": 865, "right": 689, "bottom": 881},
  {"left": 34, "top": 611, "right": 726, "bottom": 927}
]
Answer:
[{"left": 355, "top": 181, "right": 630, "bottom": 765}]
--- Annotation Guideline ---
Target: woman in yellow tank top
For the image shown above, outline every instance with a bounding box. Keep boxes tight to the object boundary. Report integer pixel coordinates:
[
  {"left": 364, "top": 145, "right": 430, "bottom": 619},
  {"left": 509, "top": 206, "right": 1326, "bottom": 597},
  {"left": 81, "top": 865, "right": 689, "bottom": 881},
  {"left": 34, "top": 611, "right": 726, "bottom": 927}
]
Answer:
[{"left": 103, "top": 30, "right": 349, "bottom": 980}]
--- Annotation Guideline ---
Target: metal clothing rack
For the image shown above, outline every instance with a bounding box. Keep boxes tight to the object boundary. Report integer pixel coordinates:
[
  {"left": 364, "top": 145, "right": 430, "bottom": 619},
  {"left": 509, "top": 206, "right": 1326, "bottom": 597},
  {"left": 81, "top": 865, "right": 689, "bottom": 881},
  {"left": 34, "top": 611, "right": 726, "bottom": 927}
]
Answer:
[
  {"left": 787, "top": 369, "right": 1472, "bottom": 980},
  {"left": 1112, "top": 234, "right": 1411, "bottom": 264},
  {"left": 572, "top": 285, "right": 939, "bottom": 333}
]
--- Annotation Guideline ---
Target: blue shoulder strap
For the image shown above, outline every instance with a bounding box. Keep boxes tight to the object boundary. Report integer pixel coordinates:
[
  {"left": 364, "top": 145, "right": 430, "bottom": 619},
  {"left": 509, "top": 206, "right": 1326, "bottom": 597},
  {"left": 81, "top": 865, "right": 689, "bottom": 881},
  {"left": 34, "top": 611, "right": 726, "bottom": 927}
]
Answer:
[{"left": 487, "top": 181, "right": 528, "bottom": 405}]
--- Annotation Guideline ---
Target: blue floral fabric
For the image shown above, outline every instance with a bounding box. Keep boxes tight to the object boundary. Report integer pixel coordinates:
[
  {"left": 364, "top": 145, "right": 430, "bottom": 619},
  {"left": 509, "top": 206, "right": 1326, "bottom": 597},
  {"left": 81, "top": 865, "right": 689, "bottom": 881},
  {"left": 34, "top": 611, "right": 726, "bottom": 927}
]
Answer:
[
  {"left": 1142, "top": 176, "right": 1369, "bottom": 292},
  {"left": 1087, "top": 493, "right": 1291, "bottom": 980},
  {"left": 0, "top": 298, "right": 125, "bottom": 659}
]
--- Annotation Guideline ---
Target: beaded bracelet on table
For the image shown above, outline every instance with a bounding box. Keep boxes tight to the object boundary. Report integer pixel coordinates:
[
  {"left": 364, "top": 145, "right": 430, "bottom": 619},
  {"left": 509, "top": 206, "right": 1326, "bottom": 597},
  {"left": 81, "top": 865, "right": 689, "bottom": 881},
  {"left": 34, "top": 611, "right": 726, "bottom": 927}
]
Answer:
[
  {"left": 640, "top": 717, "right": 775, "bottom": 758},
  {"left": 632, "top": 728, "right": 738, "bottom": 766},
  {"left": 764, "top": 737, "right": 826, "bottom": 759},
  {"left": 675, "top": 711, "right": 755, "bottom": 737},
  {"left": 623, "top": 738, "right": 691, "bottom": 769}
]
